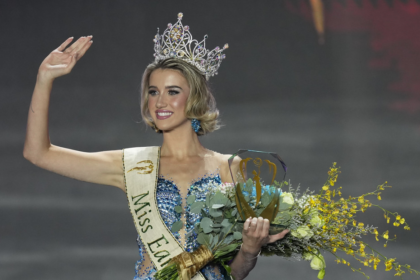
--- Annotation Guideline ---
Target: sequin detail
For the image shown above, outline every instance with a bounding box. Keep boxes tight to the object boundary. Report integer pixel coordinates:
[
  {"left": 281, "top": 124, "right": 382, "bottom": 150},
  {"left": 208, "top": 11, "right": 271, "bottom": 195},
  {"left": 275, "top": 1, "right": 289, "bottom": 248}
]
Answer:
[
  {"left": 134, "top": 173, "right": 225, "bottom": 280},
  {"left": 134, "top": 236, "right": 156, "bottom": 280}
]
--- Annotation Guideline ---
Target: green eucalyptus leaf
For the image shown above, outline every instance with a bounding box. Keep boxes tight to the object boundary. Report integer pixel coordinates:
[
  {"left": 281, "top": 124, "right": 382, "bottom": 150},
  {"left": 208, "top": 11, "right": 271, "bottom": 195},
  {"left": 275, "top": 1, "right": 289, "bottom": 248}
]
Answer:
[
  {"left": 234, "top": 223, "right": 243, "bottom": 232},
  {"left": 210, "top": 208, "right": 223, "bottom": 218},
  {"left": 197, "top": 233, "right": 210, "bottom": 246},
  {"left": 215, "top": 216, "right": 224, "bottom": 224},
  {"left": 212, "top": 204, "right": 225, "bottom": 209},
  {"left": 231, "top": 209, "right": 238, "bottom": 216},
  {"left": 203, "top": 226, "right": 212, "bottom": 234},
  {"left": 212, "top": 192, "right": 228, "bottom": 205},
  {"left": 191, "top": 201, "right": 205, "bottom": 214},
  {"left": 187, "top": 195, "right": 196, "bottom": 205},
  {"left": 174, "top": 205, "right": 183, "bottom": 213},
  {"left": 194, "top": 222, "right": 200, "bottom": 230},
  {"left": 261, "top": 191, "right": 271, "bottom": 207},
  {"left": 219, "top": 229, "right": 225, "bottom": 239},
  {"left": 221, "top": 219, "right": 231, "bottom": 228},
  {"left": 211, "top": 223, "right": 222, "bottom": 228},
  {"left": 200, "top": 217, "right": 212, "bottom": 228},
  {"left": 212, "top": 235, "right": 219, "bottom": 247},
  {"left": 171, "top": 221, "right": 183, "bottom": 233},
  {"left": 201, "top": 217, "right": 213, "bottom": 234},
  {"left": 213, "top": 228, "right": 221, "bottom": 233},
  {"left": 222, "top": 226, "right": 232, "bottom": 235},
  {"left": 233, "top": 231, "right": 242, "bottom": 240},
  {"left": 223, "top": 234, "right": 234, "bottom": 245}
]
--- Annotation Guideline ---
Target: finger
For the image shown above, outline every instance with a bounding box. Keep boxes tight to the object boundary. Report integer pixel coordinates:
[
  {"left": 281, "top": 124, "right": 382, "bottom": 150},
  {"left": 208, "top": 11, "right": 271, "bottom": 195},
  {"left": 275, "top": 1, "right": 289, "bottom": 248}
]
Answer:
[
  {"left": 75, "top": 38, "right": 93, "bottom": 61},
  {"left": 249, "top": 217, "right": 258, "bottom": 233},
  {"left": 57, "top": 37, "right": 74, "bottom": 51},
  {"left": 73, "top": 35, "right": 93, "bottom": 55},
  {"left": 255, "top": 217, "right": 264, "bottom": 235},
  {"left": 243, "top": 217, "right": 252, "bottom": 233},
  {"left": 64, "top": 36, "right": 88, "bottom": 54},
  {"left": 268, "top": 229, "right": 290, "bottom": 243},
  {"left": 262, "top": 219, "right": 270, "bottom": 236}
]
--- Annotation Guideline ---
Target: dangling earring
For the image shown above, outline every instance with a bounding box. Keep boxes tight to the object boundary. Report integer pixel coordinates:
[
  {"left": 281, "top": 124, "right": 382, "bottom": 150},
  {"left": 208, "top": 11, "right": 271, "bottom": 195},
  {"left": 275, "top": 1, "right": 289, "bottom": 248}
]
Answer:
[{"left": 191, "top": 118, "right": 201, "bottom": 133}]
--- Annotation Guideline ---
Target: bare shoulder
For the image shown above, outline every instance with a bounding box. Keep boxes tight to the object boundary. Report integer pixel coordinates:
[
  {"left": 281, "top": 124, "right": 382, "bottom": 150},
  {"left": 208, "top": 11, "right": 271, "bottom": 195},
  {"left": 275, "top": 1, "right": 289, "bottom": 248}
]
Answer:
[{"left": 209, "top": 151, "right": 240, "bottom": 183}]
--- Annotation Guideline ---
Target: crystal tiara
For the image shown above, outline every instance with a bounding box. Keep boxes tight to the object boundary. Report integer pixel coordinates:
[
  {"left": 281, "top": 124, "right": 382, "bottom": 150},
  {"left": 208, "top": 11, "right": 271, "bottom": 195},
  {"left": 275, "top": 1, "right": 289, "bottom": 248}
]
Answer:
[{"left": 153, "top": 13, "right": 228, "bottom": 80}]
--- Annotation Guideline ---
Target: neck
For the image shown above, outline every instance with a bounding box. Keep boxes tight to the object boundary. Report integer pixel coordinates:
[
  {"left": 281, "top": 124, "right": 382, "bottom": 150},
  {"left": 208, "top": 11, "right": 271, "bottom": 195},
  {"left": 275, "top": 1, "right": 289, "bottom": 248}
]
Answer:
[{"left": 160, "top": 123, "right": 206, "bottom": 159}]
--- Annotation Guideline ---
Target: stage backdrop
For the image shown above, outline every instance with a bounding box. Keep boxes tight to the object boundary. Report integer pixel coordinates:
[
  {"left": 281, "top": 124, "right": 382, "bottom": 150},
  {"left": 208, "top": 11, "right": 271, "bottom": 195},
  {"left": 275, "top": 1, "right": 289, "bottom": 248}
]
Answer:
[{"left": 1, "top": 0, "right": 419, "bottom": 279}]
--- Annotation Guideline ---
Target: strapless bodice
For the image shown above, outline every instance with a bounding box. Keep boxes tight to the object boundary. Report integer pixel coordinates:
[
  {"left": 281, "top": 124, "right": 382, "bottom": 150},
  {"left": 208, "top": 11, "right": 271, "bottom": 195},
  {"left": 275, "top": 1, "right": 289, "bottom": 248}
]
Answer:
[{"left": 133, "top": 173, "right": 225, "bottom": 280}]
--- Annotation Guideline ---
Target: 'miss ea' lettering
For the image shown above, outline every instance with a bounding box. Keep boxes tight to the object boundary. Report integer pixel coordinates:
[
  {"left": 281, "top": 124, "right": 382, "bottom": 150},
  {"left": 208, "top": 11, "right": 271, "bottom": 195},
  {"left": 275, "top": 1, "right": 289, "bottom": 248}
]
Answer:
[
  {"left": 132, "top": 191, "right": 153, "bottom": 233},
  {"left": 148, "top": 234, "right": 172, "bottom": 266}
]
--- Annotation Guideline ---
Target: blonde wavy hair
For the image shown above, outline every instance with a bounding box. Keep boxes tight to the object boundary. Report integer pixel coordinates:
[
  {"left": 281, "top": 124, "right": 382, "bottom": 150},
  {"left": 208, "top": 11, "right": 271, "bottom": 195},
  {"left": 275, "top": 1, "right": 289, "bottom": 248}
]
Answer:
[{"left": 140, "top": 58, "right": 220, "bottom": 135}]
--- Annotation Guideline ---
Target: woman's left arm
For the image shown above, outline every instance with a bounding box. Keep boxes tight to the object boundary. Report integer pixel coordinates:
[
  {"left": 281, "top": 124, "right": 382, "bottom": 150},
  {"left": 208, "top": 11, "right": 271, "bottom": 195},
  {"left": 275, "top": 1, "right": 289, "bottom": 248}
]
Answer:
[{"left": 229, "top": 217, "right": 289, "bottom": 280}]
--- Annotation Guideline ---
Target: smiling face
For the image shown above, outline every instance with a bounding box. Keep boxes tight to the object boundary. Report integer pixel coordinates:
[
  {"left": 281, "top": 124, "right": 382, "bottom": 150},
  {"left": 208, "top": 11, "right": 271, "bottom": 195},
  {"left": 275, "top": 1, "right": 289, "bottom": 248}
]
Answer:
[{"left": 147, "top": 68, "right": 191, "bottom": 132}]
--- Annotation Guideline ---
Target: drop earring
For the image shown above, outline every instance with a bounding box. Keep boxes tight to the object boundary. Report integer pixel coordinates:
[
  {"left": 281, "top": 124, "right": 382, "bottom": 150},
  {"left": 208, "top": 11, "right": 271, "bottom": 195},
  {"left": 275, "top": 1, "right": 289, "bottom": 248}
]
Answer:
[{"left": 191, "top": 118, "right": 201, "bottom": 133}]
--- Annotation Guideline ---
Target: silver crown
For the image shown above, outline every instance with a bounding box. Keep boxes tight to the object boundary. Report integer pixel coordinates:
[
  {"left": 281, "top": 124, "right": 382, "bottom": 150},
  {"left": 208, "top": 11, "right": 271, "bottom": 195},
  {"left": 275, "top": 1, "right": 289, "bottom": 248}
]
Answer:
[{"left": 153, "top": 12, "right": 228, "bottom": 80}]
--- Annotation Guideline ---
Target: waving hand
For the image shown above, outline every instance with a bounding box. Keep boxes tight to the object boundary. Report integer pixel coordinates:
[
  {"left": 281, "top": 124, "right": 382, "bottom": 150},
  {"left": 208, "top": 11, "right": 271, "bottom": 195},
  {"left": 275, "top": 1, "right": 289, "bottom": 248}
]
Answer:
[{"left": 38, "top": 36, "right": 93, "bottom": 81}]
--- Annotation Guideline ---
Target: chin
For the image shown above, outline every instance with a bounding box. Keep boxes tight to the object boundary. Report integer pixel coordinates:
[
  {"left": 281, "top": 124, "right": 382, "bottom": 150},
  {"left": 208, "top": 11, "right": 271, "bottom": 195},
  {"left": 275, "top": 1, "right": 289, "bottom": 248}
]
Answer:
[
  {"left": 156, "top": 121, "right": 189, "bottom": 133},
  {"left": 155, "top": 122, "right": 174, "bottom": 132}
]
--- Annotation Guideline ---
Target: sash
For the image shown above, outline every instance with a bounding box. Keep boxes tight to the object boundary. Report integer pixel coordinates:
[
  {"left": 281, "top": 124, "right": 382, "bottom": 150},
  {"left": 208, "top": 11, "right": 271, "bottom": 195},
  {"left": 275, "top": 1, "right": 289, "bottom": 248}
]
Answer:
[{"left": 123, "top": 147, "right": 206, "bottom": 280}]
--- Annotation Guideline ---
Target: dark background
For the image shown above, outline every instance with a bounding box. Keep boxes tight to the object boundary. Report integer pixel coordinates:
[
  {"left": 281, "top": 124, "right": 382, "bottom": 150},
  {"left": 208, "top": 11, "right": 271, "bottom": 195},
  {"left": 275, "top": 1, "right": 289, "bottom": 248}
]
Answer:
[{"left": 1, "top": 0, "right": 420, "bottom": 279}]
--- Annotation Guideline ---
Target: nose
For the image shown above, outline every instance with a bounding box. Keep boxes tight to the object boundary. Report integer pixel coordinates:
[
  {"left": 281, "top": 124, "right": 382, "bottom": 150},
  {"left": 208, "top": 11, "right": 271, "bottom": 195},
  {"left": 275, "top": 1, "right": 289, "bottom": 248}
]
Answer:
[{"left": 155, "top": 93, "right": 167, "bottom": 108}]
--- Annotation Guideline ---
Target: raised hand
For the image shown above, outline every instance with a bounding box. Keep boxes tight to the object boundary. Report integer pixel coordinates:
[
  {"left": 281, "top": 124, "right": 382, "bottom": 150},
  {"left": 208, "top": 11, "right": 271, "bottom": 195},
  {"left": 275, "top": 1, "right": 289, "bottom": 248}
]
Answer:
[
  {"left": 38, "top": 36, "right": 93, "bottom": 82},
  {"left": 241, "top": 217, "right": 289, "bottom": 256}
]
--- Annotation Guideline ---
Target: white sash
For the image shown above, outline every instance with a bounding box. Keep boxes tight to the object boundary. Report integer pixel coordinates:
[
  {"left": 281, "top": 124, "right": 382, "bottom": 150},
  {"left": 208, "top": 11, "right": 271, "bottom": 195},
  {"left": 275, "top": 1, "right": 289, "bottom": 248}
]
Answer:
[{"left": 123, "top": 147, "right": 206, "bottom": 279}]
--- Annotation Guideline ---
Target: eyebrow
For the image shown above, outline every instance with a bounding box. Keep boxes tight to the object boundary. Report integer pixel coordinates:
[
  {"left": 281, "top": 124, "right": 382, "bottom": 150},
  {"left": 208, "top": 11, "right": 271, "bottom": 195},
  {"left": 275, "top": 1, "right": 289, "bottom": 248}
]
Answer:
[{"left": 148, "top": 85, "right": 183, "bottom": 90}]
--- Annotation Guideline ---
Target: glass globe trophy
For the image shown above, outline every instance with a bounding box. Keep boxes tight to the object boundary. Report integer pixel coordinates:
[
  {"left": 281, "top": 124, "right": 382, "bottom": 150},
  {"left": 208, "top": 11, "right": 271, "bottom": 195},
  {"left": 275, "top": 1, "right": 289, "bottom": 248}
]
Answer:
[{"left": 228, "top": 149, "right": 288, "bottom": 235}]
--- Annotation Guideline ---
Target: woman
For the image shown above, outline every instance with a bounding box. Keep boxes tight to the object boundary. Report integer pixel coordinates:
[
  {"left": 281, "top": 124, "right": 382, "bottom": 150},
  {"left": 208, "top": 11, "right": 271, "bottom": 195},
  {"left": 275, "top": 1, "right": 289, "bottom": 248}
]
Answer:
[{"left": 23, "top": 14, "right": 289, "bottom": 280}]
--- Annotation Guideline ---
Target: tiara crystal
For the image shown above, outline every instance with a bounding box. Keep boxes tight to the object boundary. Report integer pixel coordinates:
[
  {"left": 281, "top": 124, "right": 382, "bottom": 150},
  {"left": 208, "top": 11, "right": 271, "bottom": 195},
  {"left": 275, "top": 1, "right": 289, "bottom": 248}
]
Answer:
[{"left": 153, "top": 12, "right": 228, "bottom": 80}]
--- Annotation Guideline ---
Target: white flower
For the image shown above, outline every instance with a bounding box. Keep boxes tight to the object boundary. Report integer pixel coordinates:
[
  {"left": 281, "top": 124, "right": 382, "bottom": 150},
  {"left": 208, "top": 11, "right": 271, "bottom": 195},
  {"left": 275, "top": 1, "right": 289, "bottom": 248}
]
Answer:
[
  {"left": 310, "top": 254, "right": 326, "bottom": 270},
  {"left": 280, "top": 192, "right": 294, "bottom": 206},
  {"left": 310, "top": 215, "right": 323, "bottom": 227},
  {"left": 217, "top": 183, "right": 234, "bottom": 194},
  {"left": 307, "top": 208, "right": 324, "bottom": 227},
  {"left": 303, "top": 252, "right": 314, "bottom": 261}
]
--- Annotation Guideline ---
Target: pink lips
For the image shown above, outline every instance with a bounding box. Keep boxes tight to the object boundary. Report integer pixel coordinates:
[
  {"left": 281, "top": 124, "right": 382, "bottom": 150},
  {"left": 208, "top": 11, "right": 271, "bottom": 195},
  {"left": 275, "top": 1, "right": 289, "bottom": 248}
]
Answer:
[{"left": 155, "top": 110, "right": 174, "bottom": 120}]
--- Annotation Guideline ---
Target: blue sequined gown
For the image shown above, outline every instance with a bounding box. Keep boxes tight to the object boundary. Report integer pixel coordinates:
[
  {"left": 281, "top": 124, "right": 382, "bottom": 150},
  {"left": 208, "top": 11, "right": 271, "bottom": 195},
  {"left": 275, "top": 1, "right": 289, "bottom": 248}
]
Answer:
[{"left": 133, "top": 173, "right": 226, "bottom": 280}]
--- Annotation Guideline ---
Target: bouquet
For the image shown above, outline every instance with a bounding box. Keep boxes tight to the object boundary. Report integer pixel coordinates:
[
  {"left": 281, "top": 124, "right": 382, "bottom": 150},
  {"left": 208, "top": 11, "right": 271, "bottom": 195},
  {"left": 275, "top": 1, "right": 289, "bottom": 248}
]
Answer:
[
  {"left": 156, "top": 149, "right": 418, "bottom": 280},
  {"left": 264, "top": 163, "right": 419, "bottom": 279},
  {"left": 155, "top": 182, "right": 242, "bottom": 280}
]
